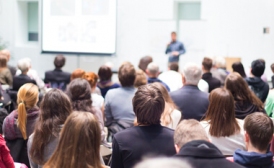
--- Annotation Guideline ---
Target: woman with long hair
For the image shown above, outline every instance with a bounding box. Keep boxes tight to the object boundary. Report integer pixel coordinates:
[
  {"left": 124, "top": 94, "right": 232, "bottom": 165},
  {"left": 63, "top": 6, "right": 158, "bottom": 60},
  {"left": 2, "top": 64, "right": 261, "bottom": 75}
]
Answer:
[
  {"left": 44, "top": 112, "right": 105, "bottom": 168},
  {"left": 232, "top": 62, "right": 246, "bottom": 78},
  {"left": 225, "top": 72, "right": 265, "bottom": 119},
  {"left": 200, "top": 88, "right": 245, "bottom": 155},
  {"left": 0, "top": 54, "right": 12, "bottom": 86},
  {"left": 28, "top": 89, "right": 72, "bottom": 168}
]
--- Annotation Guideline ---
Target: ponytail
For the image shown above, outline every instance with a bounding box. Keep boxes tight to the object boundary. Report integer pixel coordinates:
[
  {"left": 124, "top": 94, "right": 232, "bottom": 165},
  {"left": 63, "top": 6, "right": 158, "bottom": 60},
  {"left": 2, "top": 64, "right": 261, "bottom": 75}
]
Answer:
[{"left": 17, "top": 102, "right": 27, "bottom": 140}]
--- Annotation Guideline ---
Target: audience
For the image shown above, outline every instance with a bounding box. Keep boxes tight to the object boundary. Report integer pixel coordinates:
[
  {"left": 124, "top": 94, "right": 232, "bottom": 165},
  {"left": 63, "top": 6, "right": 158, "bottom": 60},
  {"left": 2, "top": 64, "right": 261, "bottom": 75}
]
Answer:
[
  {"left": 111, "top": 84, "right": 176, "bottom": 168},
  {"left": 202, "top": 57, "right": 221, "bottom": 92},
  {"left": 200, "top": 88, "right": 245, "bottom": 155},
  {"left": 28, "top": 89, "right": 72, "bottom": 168},
  {"left": 146, "top": 62, "right": 170, "bottom": 91},
  {"left": 43, "top": 112, "right": 105, "bottom": 168},
  {"left": 170, "top": 63, "right": 209, "bottom": 121},
  {"left": 211, "top": 56, "right": 227, "bottom": 86},
  {"left": 158, "top": 63, "right": 182, "bottom": 92},
  {"left": 173, "top": 119, "right": 244, "bottom": 168},
  {"left": 44, "top": 55, "right": 71, "bottom": 91},
  {"left": 258, "top": 59, "right": 268, "bottom": 82},
  {"left": 12, "top": 58, "right": 36, "bottom": 91},
  {"left": 97, "top": 65, "right": 120, "bottom": 98},
  {"left": 271, "top": 63, "right": 274, "bottom": 88},
  {"left": 246, "top": 59, "right": 269, "bottom": 102},
  {"left": 232, "top": 62, "right": 247, "bottom": 78},
  {"left": 138, "top": 55, "right": 153, "bottom": 72},
  {"left": 134, "top": 69, "right": 147, "bottom": 88},
  {"left": 134, "top": 158, "right": 191, "bottom": 168},
  {"left": 0, "top": 49, "right": 17, "bottom": 77},
  {"left": 265, "top": 89, "right": 274, "bottom": 117},
  {"left": 233, "top": 113, "right": 274, "bottom": 168},
  {"left": 0, "top": 54, "right": 13, "bottom": 86},
  {"left": 225, "top": 72, "right": 265, "bottom": 119}
]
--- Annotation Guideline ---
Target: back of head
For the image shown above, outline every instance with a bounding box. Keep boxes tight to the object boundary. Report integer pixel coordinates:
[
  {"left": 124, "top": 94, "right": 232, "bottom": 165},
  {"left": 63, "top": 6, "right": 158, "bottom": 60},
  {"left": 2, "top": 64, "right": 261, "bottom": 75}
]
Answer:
[
  {"left": 232, "top": 62, "right": 246, "bottom": 78},
  {"left": 182, "top": 63, "right": 202, "bottom": 85},
  {"left": 44, "top": 112, "right": 102, "bottom": 168},
  {"left": 98, "top": 65, "right": 112, "bottom": 81},
  {"left": 133, "top": 84, "right": 165, "bottom": 125},
  {"left": 0, "top": 49, "right": 11, "bottom": 61},
  {"left": 84, "top": 72, "right": 98, "bottom": 88},
  {"left": 118, "top": 62, "right": 136, "bottom": 87},
  {"left": 251, "top": 59, "right": 265, "bottom": 77},
  {"left": 17, "top": 83, "right": 39, "bottom": 139},
  {"left": 174, "top": 119, "right": 208, "bottom": 149},
  {"left": 71, "top": 68, "right": 85, "bottom": 81},
  {"left": 244, "top": 112, "right": 274, "bottom": 152},
  {"left": 146, "top": 62, "right": 159, "bottom": 76},
  {"left": 134, "top": 69, "right": 147, "bottom": 88},
  {"left": 271, "top": 63, "right": 274, "bottom": 73},
  {"left": 17, "top": 58, "right": 30, "bottom": 73},
  {"left": 205, "top": 88, "right": 240, "bottom": 137},
  {"left": 214, "top": 56, "right": 226, "bottom": 69},
  {"left": 134, "top": 157, "right": 191, "bottom": 168},
  {"left": 0, "top": 55, "right": 7, "bottom": 68},
  {"left": 169, "top": 62, "right": 179, "bottom": 72},
  {"left": 202, "top": 57, "right": 213, "bottom": 71},
  {"left": 54, "top": 55, "right": 66, "bottom": 69},
  {"left": 138, "top": 56, "right": 153, "bottom": 72}
]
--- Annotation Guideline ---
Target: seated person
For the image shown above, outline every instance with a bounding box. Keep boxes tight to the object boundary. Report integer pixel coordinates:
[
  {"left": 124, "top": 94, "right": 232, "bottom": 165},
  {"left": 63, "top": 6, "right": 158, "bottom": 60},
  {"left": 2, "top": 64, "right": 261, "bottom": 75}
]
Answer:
[
  {"left": 246, "top": 59, "right": 269, "bottom": 102},
  {"left": 138, "top": 55, "right": 153, "bottom": 72},
  {"left": 211, "top": 56, "right": 228, "bottom": 86},
  {"left": 271, "top": 63, "right": 274, "bottom": 88},
  {"left": 44, "top": 55, "right": 71, "bottom": 91},
  {"left": 12, "top": 58, "right": 36, "bottom": 91},
  {"left": 202, "top": 57, "right": 221, "bottom": 92},
  {"left": 0, "top": 55, "right": 12, "bottom": 86},
  {"left": 0, "top": 49, "right": 17, "bottom": 77},
  {"left": 111, "top": 84, "right": 176, "bottom": 168},
  {"left": 233, "top": 112, "right": 274, "bottom": 168},
  {"left": 173, "top": 119, "right": 244, "bottom": 168},
  {"left": 134, "top": 69, "right": 147, "bottom": 88},
  {"left": 146, "top": 62, "right": 170, "bottom": 91}
]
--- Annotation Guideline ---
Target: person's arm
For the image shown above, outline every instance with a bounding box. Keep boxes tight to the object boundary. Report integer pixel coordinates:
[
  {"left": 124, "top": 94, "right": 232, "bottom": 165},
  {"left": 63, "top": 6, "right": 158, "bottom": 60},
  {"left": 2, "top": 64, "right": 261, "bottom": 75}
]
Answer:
[
  {"left": 165, "top": 43, "right": 171, "bottom": 54},
  {"left": 178, "top": 42, "right": 186, "bottom": 55},
  {"left": 111, "top": 137, "right": 124, "bottom": 168},
  {"left": 5, "top": 70, "right": 13, "bottom": 86},
  {"left": 104, "top": 93, "right": 114, "bottom": 127},
  {"left": 1, "top": 144, "right": 15, "bottom": 168},
  {"left": 2, "top": 117, "right": 16, "bottom": 140},
  {"left": 27, "top": 135, "right": 39, "bottom": 168}
]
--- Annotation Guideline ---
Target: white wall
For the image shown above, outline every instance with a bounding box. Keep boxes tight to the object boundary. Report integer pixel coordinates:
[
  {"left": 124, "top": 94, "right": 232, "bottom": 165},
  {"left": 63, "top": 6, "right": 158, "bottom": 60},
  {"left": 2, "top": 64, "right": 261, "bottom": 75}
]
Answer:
[{"left": 0, "top": 0, "right": 273, "bottom": 79}]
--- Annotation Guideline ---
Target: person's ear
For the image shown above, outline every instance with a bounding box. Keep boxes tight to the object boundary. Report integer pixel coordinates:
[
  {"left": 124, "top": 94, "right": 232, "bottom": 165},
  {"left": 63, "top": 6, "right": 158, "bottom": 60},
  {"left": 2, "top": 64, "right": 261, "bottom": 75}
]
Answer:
[
  {"left": 244, "top": 131, "right": 249, "bottom": 143},
  {"left": 174, "top": 144, "right": 180, "bottom": 153},
  {"left": 182, "top": 75, "right": 186, "bottom": 84}
]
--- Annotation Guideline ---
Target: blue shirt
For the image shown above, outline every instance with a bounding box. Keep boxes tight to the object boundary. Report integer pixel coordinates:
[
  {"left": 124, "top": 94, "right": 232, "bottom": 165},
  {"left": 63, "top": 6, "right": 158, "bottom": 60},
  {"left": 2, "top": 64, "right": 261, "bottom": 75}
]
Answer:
[{"left": 165, "top": 41, "right": 186, "bottom": 62}]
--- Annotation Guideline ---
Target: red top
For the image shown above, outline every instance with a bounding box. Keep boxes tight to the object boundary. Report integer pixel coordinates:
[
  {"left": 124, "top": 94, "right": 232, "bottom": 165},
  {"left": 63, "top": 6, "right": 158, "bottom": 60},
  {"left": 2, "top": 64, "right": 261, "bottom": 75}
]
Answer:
[{"left": 0, "top": 134, "right": 15, "bottom": 168}]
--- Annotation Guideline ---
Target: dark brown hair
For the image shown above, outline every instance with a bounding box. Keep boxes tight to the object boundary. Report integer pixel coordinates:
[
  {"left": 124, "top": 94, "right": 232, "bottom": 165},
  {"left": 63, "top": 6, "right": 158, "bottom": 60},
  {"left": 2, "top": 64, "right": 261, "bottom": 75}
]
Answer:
[
  {"left": 171, "top": 31, "right": 177, "bottom": 35},
  {"left": 29, "top": 89, "right": 72, "bottom": 165},
  {"left": 84, "top": 72, "right": 98, "bottom": 88},
  {"left": 118, "top": 62, "right": 136, "bottom": 87},
  {"left": 202, "top": 57, "right": 213, "bottom": 71},
  {"left": 43, "top": 112, "right": 103, "bottom": 168},
  {"left": 71, "top": 69, "right": 85, "bottom": 81},
  {"left": 54, "top": 55, "right": 66, "bottom": 69},
  {"left": 225, "top": 72, "right": 264, "bottom": 111},
  {"left": 133, "top": 84, "right": 165, "bottom": 125},
  {"left": 0, "top": 54, "right": 7, "bottom": 68},
  {"left": 244, "top": 112, "right": 274, "bottom": 151},
  {"left": 271, "top": 63, "right": 274, "bottom": 73},
  {"left": 203, "top": 88, "right": 240, "bottom": 137},
  {"left": 169, "top": 62, "right": 179, "bottom": 72},
  {"left": 232, "top": 62, "right": 246, "bottom": 78},
  {"left": 98, "top": 65, "right": 113, "bottom": 81},
  {"left": 138, "top": 56, "right": 153, "bottom": 72}
]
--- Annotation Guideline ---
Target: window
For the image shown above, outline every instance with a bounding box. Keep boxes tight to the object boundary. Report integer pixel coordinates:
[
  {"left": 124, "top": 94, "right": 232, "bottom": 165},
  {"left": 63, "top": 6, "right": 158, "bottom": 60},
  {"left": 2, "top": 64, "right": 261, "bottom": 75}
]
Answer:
[
  {"left": 27, "top": 2, "right": 38, "bottom": 41},
  {"left": 178, "top": 2, "right": 201, "bottom": 20}
]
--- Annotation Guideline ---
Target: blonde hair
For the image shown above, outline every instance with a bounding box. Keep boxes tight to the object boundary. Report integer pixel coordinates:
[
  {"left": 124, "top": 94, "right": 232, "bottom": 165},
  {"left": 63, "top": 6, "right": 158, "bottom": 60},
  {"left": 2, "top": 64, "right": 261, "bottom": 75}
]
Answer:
[
  {"left": 134, "top": 69, "right": 147, "bottom": 88},
  {"left": 17, "top": 83, "right": 39, "bottom": 139}
]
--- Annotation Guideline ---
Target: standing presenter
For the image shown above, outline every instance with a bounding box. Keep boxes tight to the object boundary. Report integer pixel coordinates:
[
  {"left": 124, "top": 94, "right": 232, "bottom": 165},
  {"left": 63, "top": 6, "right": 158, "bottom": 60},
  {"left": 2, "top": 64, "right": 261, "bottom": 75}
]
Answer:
[{"left": 165, "top": 32, "right": 186, "bottom": 63}]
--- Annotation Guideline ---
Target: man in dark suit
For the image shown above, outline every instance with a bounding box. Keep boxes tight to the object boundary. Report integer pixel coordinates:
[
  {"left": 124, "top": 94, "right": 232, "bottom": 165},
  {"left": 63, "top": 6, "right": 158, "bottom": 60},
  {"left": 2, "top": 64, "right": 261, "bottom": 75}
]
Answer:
[
  {"left": 202, "top": 57, "right": 221, "bottom": 92},
  {"left": 44, "top": 55, "right": 71, "bottom": 91},
  {"left": 170, "top": 63, "right": 209, "bottom": 121}
]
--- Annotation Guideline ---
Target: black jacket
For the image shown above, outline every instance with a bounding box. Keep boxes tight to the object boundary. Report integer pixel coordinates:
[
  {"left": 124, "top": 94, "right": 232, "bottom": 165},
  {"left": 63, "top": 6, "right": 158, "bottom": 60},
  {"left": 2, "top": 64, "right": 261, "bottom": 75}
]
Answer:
[
  {"left": 271, "top": 75, "right": 274, "bottom": 89},
  {"left": 12, "top": 74, "right": 36, "bottom": 91},
  {"left": 235, "top": 101, "right": 266, "bottom": 119},
  {"left": 174, "top": 140, "right": 245, "bottom": 168},
  {"left": 170, "top": 85, "right": 209, "bottom": 121},
  {"left": 44, "top": 69, "right": 71, "bottom": 91},
  {"left": 245, "top": 77, "right": 269, "bottom": 103},
  {"left": 202, "top": 72, "right": 221, "bottom": 92}
]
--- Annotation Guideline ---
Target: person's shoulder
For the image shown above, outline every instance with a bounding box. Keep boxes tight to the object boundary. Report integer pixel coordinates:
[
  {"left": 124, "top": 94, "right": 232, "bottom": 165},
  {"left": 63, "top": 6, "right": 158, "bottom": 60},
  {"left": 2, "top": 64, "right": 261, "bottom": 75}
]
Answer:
[
  {"left": 114, "top": 126, "right": 137, "bottom": 140},
  {"left": 105, "top": 87, "right": 121, "bottom": 97},
  {"left": 111, "top": 83, "right": 120, "bottom": 88}
]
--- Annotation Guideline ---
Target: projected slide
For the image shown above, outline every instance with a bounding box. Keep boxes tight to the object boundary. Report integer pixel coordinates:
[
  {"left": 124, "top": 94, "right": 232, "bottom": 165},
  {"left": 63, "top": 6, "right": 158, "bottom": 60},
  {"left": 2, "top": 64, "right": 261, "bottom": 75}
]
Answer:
[{"left": 42, "top": 0, "right": 116, "bottom": 54}]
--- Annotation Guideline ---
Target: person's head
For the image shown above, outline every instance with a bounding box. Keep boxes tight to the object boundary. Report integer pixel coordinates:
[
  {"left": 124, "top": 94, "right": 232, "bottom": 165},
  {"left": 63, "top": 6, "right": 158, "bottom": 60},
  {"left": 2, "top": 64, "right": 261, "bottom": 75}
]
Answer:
[
  {"left": 84, "top": 72, "right": 98, "bottom": 90},
  {"left": 17, "top": 58, "right": 30, "bottom": 74},
  {"left": 54, "top": 55, "right": 66, "bottom": 69},
  {"left": 71, "top": 68, "right": 85, "bottom": 81},
  {"left": 30, "top": 89, "right": 72, "bottom": 164},
  {"left": 0, "top": 54, "right": 8, "bottom": 68},
  {"left": 134, "top": 157, "right": 191, "bottom": 168},
  {"left": 0, "top": 49, "right": 11, "bottom": 61},
  {"left": 17, "top": 83, "right": 39, "bottom": 139},
  {"left": 138, "top": 56, "right": 153, "bottom": 72},
  {"left": 146, "top": 62, "right": 159, "bottom": 78},
  {"left": 251, "top": 59, "right": 265, "bottom": 77},
  {"left": 134, "top": 69, "right": 147, "bottom": 88},
  {"left": 133, "top": 84, "right": 165, "bottom": 125},
  {"left": 244, "top": 113, "right": 274, "bottom": 153},
  {"left": 204, "top": 88, "right": 240, "bottom": 137},
  {"left": 271, "top": 63, "right": 274, "bottom": 73},
  {"left": 169, "top": 62, "right": 179, "bottom": 72},
  {"left": 232, "top": 62, "right": 246, "bottom": 78},
  {"left": 66, "top": 78, "right": 92, "bottom": 112},
  {"left": 174, "top": 119, "right": 208, "bottom": 152},
  {"left": 171, "top": 32, "right": 177, "bottom": 42},
  {"left": 213, "top": 56, "right": 226, "bottom": 69},
  {"left": 182, "top": 63, "right": 202, "bottom": 85},
  {"left": 98, "top": 65, "right": 112, "bottom": 82},
  {"left": 118, "top": 62, "right": 136, "bottom": 87},
  {"left": 44, "top": 112, "right": 103, "bottom": 168},
  {"left": 225, "top": 72, "right": 263, "bottom": 110},
  {"left": 202, "top": 57, "right": 213, "bottom": 72}
]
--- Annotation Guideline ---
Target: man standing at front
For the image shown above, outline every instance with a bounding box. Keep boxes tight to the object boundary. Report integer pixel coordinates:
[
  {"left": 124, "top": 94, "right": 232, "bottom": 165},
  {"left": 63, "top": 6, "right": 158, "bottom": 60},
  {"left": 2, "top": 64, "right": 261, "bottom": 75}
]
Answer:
[{"left": 165, "top": 32, "right": 186, "bottom": 63}]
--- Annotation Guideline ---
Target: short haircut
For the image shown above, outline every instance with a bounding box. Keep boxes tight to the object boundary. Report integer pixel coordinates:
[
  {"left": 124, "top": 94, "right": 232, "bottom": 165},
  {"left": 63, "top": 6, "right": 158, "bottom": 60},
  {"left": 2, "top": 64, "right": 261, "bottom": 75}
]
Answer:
[
  {"left": 214, "top": 56, "right": 226, "bottom": 68},
  {"left": 134, "top": 157, "right": 191, "bottom": 168},
  {"left": 147, "top": 62, "right": 159, "bottom": 75},
  {"left": 54, "top": 55, "right": 66, "bottom": 68},
  {"left": 169, "top": 62, "right": 179, "bottom": 72},
  {"left": 71, "top": 69, "right": 85, "bottom": 81},
  {"left": 202, "top": 57, "right": 213, "bottom": 71},
  {"left": 133, "top": 84, "right": 165, "bottom": 125},
  {"left": 0, "top": 55, "right": 7, "bottom": 68},
  {"left": 134, "top": 69, "right": 147, "bottom": 88},
  {"left": 98, "top": 65, "right": 113, "bottom": 81},
  {"left": 182, "top": 63, "right": 202, "bottom": 85},
  {"left": 174, "top": 119, "right": 208, "bottom": 148},
  {"left": 251, "top": 59, "right": 265, "bottom": 77},
  {"left": 244, "top": 112, "right": 274, "bottom": 151},
  {"left": 171, "top": 32, "right": 177, "bottom": 35},
  {"left": 118, "top": 62, "right": 136, "bottom": 87},
  {"left": 17, "top": 58, "right": 30, "bottom": 72},
  {"left": 138, "top": 56, "right": 153, "bottom": 72},
  {"left": 271, "top": 63, "right": 274, "bottom": 73}
]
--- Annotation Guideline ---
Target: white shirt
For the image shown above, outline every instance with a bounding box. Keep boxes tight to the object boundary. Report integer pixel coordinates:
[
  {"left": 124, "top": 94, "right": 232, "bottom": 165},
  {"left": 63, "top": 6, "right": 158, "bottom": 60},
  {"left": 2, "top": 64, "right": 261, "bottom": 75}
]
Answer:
[
  {"left": 92, "top": 93, "right": 104, "bottom": 109},
  {"left": 200, "top": 119, "right": 245, "bottom": 156},
  {"left": 198, "top": 79, "right": 209, "bottom": 93},
  {"left": 166, "top": 109, "right": 181, "bottom": 130},
  {"left": 158, "top": 70, "right": 182, "bottom": 92}
]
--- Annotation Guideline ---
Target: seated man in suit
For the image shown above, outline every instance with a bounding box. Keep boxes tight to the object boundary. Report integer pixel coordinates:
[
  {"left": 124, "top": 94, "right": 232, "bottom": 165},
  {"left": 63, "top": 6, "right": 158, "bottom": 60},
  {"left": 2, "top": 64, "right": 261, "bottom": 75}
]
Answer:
[
  {"left": 202, "top": 57, "right": 221, "bottom": 92},
  {"left": 44, "top": 55, "right": 71, "bottom": 91},
  {"left": 173, "top": 119, "right": 244, "bottom": 168},
  {"left": 170, "top": 63, "right": 209, "bottom": 121}
]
